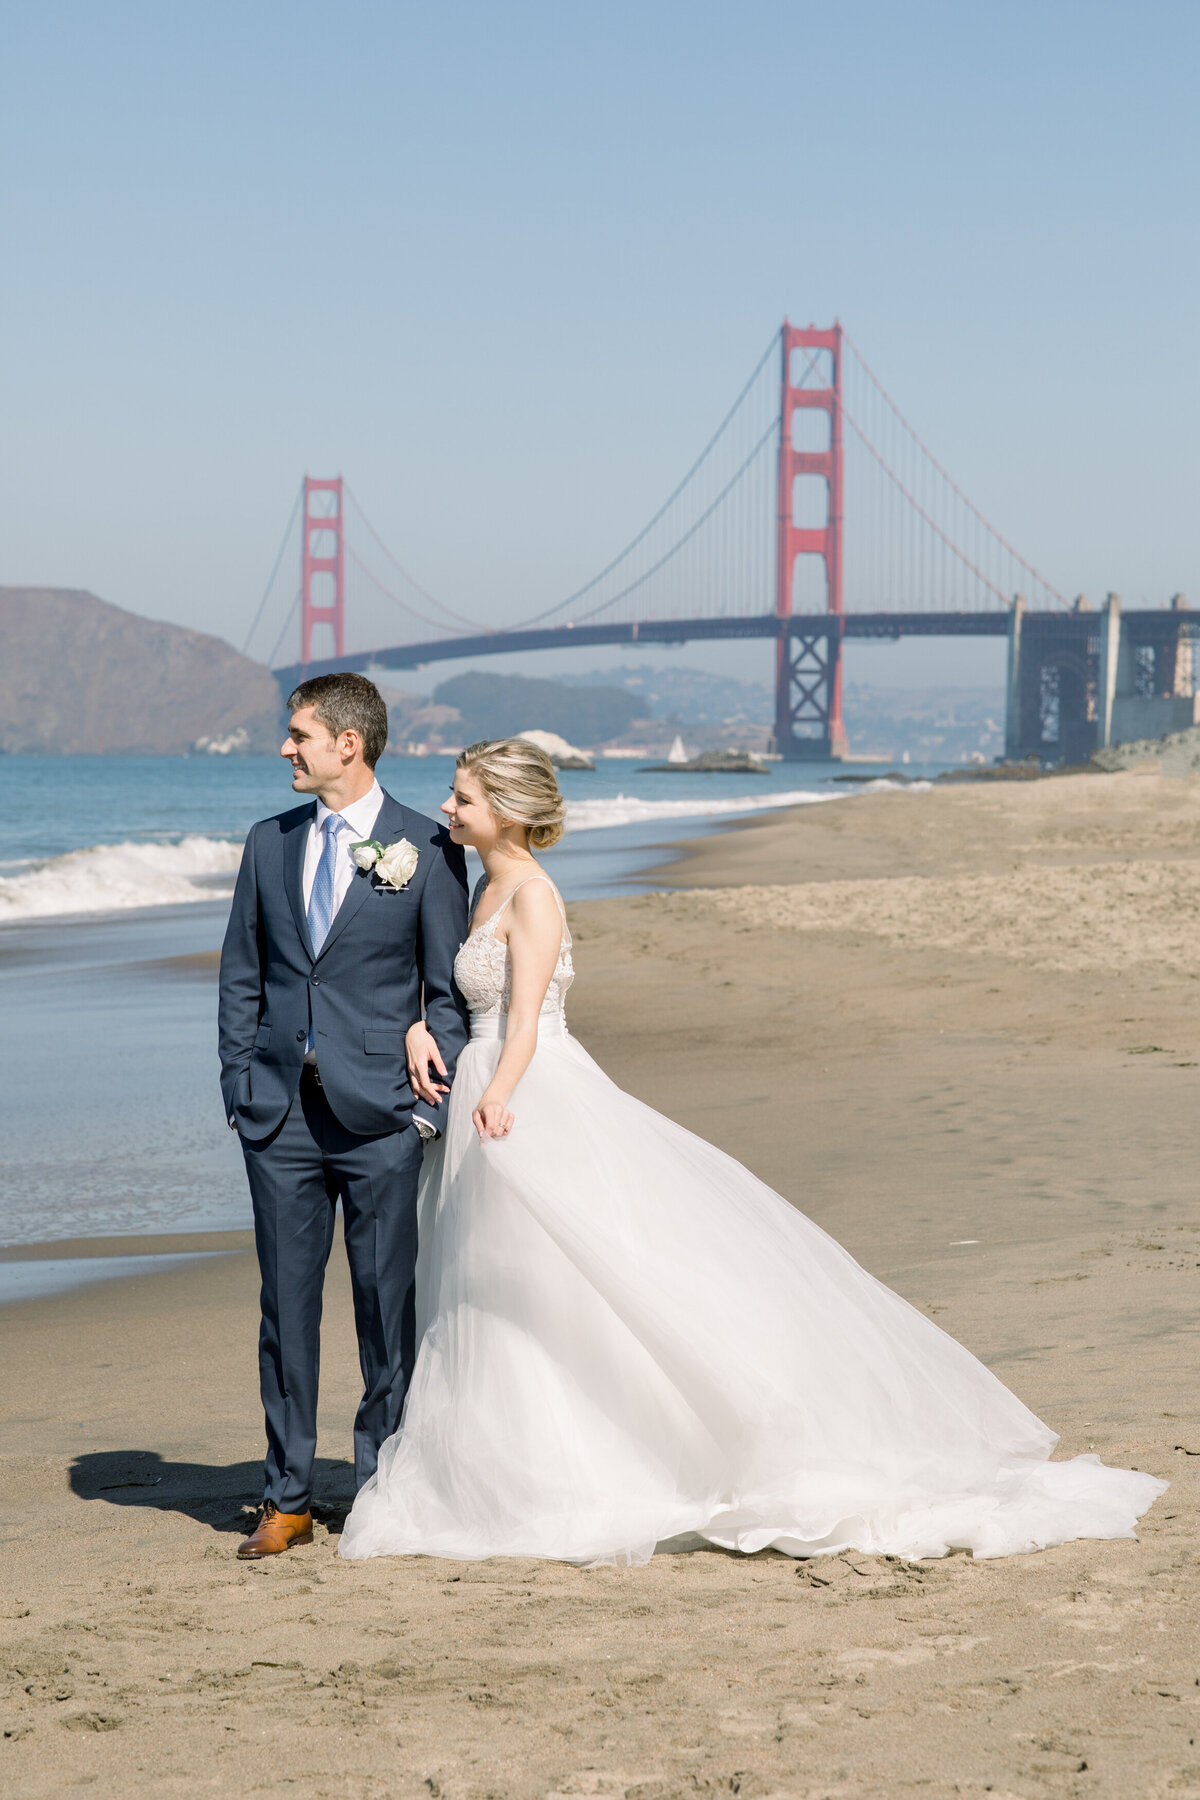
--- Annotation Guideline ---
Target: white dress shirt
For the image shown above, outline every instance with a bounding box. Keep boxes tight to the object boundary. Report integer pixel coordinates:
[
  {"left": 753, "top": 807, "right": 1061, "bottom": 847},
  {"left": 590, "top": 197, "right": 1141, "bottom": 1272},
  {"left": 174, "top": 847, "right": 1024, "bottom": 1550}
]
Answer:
[
  {"left": 301, "top": 780, "right": 383, "bottom": 1071},
  {"left": 299, "top": 779, "right": 435, "bottom": 1139},
  {"left": 302, "top": 779, "right": 385, "bottom": 916}
]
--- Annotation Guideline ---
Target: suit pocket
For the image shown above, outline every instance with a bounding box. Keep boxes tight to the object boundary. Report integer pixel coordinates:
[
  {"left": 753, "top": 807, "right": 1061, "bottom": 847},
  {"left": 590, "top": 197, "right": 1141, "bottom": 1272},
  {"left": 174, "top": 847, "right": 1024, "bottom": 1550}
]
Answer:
[
  {"left": 254, "top": 1025, "right": 272, "bottom": 1050},
  {"left": 364, "top": 1029, "right": 405, "bottom": 1055}
]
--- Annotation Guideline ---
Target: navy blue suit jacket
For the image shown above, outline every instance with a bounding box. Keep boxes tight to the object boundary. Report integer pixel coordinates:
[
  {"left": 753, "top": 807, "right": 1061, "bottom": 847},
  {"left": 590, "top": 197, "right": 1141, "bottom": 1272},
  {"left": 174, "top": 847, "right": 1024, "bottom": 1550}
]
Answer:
[{"left": 218, "top": 790, "right": 470, "bottom": 1141}]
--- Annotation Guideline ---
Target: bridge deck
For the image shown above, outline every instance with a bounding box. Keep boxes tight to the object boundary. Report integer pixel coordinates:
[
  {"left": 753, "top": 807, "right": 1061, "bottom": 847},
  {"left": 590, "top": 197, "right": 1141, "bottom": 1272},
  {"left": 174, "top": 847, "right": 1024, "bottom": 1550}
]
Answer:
[
  {"left": 273, "top": 609, "right": 1193, "bottom": 692},
  {"left": 273, "top": 610, "right": 1017, "bottom": 688}
]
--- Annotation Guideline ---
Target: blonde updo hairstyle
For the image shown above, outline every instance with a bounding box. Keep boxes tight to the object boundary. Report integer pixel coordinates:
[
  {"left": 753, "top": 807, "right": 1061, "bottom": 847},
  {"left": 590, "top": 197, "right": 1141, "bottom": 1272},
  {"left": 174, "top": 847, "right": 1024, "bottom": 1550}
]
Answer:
[{"left": 456, "top": 738, "right": 566, "bottom": 850}]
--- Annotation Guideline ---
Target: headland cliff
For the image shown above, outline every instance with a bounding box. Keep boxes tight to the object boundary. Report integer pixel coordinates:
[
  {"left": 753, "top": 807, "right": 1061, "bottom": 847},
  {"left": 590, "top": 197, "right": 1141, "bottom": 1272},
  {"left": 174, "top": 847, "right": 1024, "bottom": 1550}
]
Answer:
[{"left": 0, "top": 586, "right": 283, "bottom": 754}]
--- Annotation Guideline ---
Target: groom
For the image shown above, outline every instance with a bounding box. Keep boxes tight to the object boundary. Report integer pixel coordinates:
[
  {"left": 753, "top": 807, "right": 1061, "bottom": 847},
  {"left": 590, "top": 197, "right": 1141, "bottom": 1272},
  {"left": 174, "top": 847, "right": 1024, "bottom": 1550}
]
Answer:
[{"left": 218, "top": 672, "right": 469, "bottom": 1558}]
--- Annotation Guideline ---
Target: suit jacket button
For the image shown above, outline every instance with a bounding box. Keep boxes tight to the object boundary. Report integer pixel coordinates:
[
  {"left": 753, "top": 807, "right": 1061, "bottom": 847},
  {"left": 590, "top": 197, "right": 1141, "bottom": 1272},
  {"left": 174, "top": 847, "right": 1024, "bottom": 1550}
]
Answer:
[
  {"left": 296, "top": 1030, "right": 306, "bottom": 1041},
  {"left": 311, "top": 976, "right": 320, "bottom": 985}
]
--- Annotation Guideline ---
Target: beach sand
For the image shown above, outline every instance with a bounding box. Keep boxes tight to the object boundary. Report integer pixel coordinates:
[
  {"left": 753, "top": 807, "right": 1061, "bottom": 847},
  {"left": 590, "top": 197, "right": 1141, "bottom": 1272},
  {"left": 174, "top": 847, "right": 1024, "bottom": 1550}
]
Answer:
[{"left": 2, "top": 770, "right": 1198, "bottom": 1799}]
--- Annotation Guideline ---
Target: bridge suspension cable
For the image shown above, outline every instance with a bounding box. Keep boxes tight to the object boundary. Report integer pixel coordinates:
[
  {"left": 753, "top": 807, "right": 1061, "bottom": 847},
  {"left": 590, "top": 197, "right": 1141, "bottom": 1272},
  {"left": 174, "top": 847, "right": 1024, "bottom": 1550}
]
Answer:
[
  {"left": 510, "top": 328, "right": 783, "bottom": 629},
  {"left": 840, "top": 331, "right": 1065, "bottom": 608},
  {"left": 497, "top": 321, "right": 1064, "bottom": 632},
  {"left": 343, "top": 484, "right": 482, "bottom": 633},
  {"left": 241, "top": 481, "right": 303, "bottom": 657},
  {"left": 266, "top": 588, "right": 302, "bottom": 670},
  {"left": 555, "top": 419, "right": 779, "bottom": 626},
  {"left": 258, "top": 320, "right": 1068, "bottom": 675},
  {"left": 345, "top": 545, "right": 476, "bottom": 635}
]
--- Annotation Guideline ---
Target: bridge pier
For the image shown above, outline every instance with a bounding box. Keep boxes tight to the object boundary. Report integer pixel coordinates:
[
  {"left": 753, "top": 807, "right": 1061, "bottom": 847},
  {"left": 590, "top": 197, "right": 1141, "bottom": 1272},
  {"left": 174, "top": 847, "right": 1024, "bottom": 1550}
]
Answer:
[
  {"left": 1004, "top": 599, "right": 1100, "bottom": 764},
  {"left": 1004, "top": 592, "right": 1199, "bottom": 763},
  {"left": 774, "top": 621, "right": 849, "bottom": 761},
  {"left": 1004, "top": 594, "right": 1026, "bottom": 760}
]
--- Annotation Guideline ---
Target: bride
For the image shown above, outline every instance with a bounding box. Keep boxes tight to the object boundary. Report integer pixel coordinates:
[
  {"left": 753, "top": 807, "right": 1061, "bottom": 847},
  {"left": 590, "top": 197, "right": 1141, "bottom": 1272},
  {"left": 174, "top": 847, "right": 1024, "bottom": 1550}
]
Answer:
[{"left": 340, "top": 739, "right": 1165, "bottom": 1567}]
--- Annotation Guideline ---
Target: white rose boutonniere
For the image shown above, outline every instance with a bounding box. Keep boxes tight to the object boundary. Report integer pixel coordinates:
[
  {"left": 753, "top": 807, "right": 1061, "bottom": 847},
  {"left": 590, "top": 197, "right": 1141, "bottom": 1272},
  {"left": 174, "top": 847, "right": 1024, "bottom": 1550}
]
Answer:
[{"left": 350, "top": 836, "right": 419, "bottom": 891}]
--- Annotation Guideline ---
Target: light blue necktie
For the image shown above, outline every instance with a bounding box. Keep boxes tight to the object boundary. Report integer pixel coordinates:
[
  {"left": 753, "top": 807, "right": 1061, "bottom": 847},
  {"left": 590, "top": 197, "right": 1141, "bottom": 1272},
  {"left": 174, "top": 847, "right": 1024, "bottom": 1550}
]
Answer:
[
  {"left": 305, "top": 813, "right": 345, "bottom": 1054},
  {"left": 307, "top": 812, "right": 345, "bottom": 956}
]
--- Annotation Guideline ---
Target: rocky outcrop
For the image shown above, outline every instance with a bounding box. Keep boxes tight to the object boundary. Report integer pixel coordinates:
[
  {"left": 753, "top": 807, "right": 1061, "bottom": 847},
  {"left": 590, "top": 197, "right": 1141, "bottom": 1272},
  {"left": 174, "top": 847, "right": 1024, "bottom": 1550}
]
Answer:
[
  {"left": 516, "top": 729, "right": 595, "bottom": 770},
  {"left": 1092, "top": 725, "right": 1200, "bottom": 776},
  {"left": 640, "top": 748, "right": 770, "bottom": 774},
  {"left": 0, "top": 587, "right": 284, "bottom": 754}
]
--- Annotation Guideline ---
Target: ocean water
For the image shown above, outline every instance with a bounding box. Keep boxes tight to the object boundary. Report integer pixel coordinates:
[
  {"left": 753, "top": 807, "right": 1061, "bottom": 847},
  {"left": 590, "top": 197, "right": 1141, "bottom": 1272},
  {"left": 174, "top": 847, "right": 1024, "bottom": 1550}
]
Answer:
[
  {"left": 0, "top": 752, "right": 910, "bottom": 922},
  {"left": 0, "top": 753, "right": 936, "bottom": 1278}
]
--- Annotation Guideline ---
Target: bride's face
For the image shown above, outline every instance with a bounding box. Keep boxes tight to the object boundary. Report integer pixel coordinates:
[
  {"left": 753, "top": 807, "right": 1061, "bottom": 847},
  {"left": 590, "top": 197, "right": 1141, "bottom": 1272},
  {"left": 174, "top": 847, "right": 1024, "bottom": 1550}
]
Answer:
[{"left": 442, "top": 767, "right": 501, "bottom": 849}]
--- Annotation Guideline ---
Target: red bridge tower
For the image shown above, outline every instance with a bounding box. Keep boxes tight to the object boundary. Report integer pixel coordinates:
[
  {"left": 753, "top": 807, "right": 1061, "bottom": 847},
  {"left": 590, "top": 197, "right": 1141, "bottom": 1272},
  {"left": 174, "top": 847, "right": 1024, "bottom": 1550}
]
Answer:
[
  {"left": 775, "top": 321, "right": 847, "bottom": 759},
  {"left": 300, "top": 476, "right": 345, "bottom": 667}
]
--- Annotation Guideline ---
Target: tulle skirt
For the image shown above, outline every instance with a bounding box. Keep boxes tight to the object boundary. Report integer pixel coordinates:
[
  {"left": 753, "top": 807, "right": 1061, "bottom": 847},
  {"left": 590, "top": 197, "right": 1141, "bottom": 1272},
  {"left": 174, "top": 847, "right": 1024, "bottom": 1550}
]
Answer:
[{"left": 339, "top": 1017, "right": 1165, "bottom": 1566}]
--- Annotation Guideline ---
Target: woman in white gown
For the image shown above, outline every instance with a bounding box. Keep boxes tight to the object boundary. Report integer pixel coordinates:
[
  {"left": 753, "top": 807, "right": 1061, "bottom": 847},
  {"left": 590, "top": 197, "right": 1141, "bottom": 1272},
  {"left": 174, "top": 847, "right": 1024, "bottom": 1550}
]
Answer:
[{"left": 340, "top": 739, "right": 1165, "bottom": 1568}]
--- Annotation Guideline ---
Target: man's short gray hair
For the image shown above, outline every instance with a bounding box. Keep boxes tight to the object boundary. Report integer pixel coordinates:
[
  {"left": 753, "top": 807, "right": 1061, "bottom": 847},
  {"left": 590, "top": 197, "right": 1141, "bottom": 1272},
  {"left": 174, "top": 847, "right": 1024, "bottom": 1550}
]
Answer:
[{"left": 286, "top": 673, "right": 388, "bottom": 769}]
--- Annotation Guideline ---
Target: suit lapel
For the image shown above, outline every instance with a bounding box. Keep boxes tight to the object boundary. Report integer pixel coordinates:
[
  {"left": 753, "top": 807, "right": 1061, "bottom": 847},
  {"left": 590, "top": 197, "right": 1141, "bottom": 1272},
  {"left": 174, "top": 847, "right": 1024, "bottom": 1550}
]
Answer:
[
  {"left": 284, "top": 804, "right": 317, "bottom": 961},
  {"left": 314, "top": 791, "right": 405, "bottom": 964}
]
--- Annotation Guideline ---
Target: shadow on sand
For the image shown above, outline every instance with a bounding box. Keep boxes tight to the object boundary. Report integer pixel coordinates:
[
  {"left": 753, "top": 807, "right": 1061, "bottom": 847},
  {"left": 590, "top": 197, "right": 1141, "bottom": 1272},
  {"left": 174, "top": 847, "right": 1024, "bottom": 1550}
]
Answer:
[
  {"left": 68, "top": 1455, "right": 791, "bottom": 1559},
  {"left": 69, "top": 1450, "right": 356, "bottom": 1534}
]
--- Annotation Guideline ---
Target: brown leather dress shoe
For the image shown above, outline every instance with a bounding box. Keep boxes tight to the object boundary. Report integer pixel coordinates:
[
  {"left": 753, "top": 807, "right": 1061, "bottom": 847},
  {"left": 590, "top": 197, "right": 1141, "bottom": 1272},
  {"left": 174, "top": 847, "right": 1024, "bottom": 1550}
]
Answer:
[{"left": 237, "top": 1501, "right": 314, "bottom": 1559}]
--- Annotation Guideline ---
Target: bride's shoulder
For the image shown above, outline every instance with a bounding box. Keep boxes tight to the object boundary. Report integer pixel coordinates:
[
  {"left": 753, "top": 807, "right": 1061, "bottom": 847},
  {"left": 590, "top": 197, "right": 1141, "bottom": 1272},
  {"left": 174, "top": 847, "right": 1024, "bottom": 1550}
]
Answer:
[{"left": 507, "top": 873, "right": 565, "bottom": 931}]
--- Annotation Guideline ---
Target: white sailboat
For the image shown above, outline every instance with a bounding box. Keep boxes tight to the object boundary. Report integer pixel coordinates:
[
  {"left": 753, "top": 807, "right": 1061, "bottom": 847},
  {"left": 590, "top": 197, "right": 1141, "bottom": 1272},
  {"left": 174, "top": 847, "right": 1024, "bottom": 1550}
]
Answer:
[{"left": 666, "top": 734, "right": 689, "bottom": 764}]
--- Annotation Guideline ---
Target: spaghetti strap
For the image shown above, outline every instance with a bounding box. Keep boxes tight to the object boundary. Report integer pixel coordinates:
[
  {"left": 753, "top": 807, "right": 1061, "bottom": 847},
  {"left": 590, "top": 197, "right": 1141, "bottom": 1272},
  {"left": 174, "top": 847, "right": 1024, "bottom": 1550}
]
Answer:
[
  {"left": 478, "top": 873, "right": 570, "bottom": 946},
  {"left": 494, "top": 874, "right": 567, "bottom": 924}
]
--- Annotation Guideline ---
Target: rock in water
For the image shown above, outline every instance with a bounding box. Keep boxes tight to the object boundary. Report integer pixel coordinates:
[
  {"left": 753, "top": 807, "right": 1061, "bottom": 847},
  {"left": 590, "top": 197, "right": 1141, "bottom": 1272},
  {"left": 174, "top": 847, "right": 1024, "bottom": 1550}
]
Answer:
[
  {"left": 640, "top": 748, "right": 770, "bottom": 774},
  {"left": 516, "top": 729, "right": 595, "bottom": 770},
  {"left": 0, "top": 587, "right": 284, "bottom": 754}
]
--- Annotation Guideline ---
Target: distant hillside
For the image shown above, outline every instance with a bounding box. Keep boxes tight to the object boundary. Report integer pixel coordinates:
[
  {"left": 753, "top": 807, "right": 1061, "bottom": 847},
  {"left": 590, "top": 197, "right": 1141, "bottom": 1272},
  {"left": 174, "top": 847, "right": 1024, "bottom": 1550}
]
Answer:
[
  {"left": 432, "top": 670, "right": 643, "bottom": 746},
  {"left": 561, "top": 663, "right": 774, "bottom": 726},
  {"left": 0, "top": 587, "right": 284, "bottom": 755}
]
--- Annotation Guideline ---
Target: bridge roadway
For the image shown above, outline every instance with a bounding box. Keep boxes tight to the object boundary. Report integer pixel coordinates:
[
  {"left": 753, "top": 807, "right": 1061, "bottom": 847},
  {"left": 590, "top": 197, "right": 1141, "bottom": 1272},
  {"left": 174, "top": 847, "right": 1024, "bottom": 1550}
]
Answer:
[{"left": 272, "top": 609, "right": 1013, "bottom": 690}]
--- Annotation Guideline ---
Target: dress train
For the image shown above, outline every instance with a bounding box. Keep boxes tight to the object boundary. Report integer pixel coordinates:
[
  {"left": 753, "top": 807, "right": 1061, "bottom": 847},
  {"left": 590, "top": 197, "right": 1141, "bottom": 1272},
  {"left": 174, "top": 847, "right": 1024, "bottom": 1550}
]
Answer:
[{"left": 340, "top": 881, "right": 1165, "bottom": 1566}]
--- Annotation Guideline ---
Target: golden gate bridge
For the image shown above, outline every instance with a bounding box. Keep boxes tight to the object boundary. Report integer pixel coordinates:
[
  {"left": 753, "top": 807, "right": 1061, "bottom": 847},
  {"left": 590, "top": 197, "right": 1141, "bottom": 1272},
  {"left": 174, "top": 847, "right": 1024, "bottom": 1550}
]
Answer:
[{"left": 258, "top": 322, "right": 1194, "bottom": 763}]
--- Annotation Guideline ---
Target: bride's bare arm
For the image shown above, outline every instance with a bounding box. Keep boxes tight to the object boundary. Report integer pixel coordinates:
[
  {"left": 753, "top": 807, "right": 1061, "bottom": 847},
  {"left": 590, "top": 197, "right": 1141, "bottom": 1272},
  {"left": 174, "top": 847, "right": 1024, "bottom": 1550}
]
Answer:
[{"left": 473, "top": 880, "right": 563, "bottom": 1140}]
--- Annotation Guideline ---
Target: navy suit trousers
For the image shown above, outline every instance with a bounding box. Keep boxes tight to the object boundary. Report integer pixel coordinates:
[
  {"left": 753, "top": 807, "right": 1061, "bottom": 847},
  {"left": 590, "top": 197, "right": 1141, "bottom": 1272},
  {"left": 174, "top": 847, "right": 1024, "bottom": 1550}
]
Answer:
[{"left": 240, "top": 1071, "right": 424, "bottom": 1514}]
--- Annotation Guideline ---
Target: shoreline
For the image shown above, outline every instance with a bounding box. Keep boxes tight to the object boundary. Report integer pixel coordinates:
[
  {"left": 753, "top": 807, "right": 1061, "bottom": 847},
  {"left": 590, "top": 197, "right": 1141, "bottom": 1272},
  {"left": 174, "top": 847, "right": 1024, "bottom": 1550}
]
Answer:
[
  {"left": 0, "top": 1229, "right": 255, "bottom": 1262},
  {"left": 0, "top": 792, "right": 866, "bottom": 1274},
  {"left": 0, "top": 807, "right": 750, "bottom": 1270}
]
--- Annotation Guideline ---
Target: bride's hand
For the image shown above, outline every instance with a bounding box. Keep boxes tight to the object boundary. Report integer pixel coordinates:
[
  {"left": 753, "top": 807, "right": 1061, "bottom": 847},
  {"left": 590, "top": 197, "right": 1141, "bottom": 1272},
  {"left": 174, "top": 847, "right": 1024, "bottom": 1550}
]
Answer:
[
  {"left": 473, "top": 1094, "right": 514, "bottom": 1141},
  {"left": 406, "top": 1020, "right": 449, "bottom": 1106}
]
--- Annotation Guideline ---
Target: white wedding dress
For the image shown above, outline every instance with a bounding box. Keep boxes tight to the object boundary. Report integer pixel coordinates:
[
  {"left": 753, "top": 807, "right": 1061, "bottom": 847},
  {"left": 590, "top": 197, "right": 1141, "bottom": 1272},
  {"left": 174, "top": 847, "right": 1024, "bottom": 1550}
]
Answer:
[{"left": 340, "top": 877, "right": 1165, "bottom": 1567}]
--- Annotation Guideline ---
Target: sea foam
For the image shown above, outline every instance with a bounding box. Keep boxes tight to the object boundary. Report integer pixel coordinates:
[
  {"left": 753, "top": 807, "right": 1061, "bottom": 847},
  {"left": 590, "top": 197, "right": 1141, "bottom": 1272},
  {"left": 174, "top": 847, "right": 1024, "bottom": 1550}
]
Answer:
[
  {"left": 564, "top": 779, "right": 922, "bottom": 833},
  {"left": 0, "top": 835, "right": 244, "bottom": 923}
]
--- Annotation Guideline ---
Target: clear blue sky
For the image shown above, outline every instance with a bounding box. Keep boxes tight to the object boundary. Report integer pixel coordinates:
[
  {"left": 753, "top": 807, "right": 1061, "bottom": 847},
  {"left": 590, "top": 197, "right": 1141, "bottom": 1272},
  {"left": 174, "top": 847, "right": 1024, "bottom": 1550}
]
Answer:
[{"left": 2, "top": 1, "right": 1196, "bottom": 692}]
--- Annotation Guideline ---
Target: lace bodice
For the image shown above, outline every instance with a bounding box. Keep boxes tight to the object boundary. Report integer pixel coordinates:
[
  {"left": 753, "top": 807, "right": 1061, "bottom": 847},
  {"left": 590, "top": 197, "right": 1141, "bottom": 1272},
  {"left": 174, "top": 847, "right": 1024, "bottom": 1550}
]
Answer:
[{"left": 454, "top": 875, "right": 574, "bottom": 1024}]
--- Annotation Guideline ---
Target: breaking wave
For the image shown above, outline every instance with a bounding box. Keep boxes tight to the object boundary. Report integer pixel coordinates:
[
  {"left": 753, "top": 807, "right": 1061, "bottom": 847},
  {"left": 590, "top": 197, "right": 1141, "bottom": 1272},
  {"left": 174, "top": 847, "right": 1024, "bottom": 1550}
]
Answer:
[{"left": 0, "top": 836, "right": 244, "bottom": 924}]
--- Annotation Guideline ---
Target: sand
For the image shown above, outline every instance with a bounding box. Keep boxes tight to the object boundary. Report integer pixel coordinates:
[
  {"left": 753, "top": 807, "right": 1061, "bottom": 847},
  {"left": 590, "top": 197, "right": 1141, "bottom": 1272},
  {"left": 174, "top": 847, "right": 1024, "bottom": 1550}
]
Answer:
[{"left": 2, "top": 770, "right": 1198, "bottom": 1799}]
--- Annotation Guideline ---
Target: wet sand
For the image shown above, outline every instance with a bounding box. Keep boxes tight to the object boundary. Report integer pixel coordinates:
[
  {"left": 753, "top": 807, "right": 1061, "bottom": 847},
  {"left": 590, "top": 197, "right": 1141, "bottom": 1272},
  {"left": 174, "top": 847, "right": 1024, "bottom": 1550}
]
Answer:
[{"left": 2, "top": 770, "right": 1198, "bottom": 1799}]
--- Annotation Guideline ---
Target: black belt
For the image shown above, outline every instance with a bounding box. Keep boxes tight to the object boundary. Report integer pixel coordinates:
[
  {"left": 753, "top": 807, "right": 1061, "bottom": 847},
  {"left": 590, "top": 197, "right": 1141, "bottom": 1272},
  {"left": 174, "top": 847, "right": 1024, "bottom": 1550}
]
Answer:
[{"left": 300, "top": 1063, "right": 323, "bottom": 1088}]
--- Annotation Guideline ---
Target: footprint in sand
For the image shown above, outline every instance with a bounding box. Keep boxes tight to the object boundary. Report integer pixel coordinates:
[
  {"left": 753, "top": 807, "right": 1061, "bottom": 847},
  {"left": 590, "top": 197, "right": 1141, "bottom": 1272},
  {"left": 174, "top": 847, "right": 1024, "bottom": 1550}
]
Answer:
[{"left": 835, "top": 1633, "right": 988, "bottom": 1669}]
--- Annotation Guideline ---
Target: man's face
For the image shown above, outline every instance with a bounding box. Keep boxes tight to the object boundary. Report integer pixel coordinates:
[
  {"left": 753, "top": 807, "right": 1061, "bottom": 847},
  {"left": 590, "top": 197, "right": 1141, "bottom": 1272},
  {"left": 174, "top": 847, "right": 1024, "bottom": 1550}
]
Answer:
[{"left": 281, "top": 706, "right": 347, "bottom": 793}]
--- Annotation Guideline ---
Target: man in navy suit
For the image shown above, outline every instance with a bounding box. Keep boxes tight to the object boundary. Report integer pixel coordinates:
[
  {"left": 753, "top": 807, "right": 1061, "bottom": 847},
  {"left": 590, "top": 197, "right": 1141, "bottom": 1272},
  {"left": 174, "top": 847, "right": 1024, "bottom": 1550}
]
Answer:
[{"left": 219, "top": 673, "right": 469, "bottom": 1558}]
